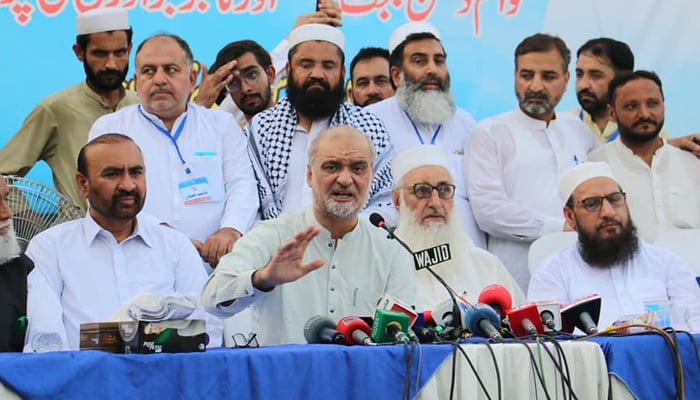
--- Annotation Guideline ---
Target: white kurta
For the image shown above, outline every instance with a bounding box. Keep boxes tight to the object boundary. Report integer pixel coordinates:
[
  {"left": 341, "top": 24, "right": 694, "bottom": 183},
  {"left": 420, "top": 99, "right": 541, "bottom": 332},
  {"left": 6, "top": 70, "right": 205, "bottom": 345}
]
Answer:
[
  {"left": 366, "top": 96, "right": 486, "bottom": 248},
  {"left": 465, "top": 107, "right": 598, "bottom": 291},
  {"left": 527, "top": 241, "right": 700, "bottom": 332},
  {"left": 201, "top": 207, "right": 416, "bottom": 345},
  {"left": 24, "top": 214, "right": 223, "bottom": 351},
  {"left": 588, "top": 138, "right": 700, "bottom": 242},
  {"left": 413, "top": 233, "right": 526, "bottom": 311},
  {"left": 89, "top": 103, "right": 259, "bottom": 243}
]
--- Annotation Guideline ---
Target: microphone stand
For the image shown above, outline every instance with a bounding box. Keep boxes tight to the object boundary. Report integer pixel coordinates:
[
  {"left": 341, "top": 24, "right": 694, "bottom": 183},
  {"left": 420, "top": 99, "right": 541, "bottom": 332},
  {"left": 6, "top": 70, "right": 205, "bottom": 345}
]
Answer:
[{"left": 379, "top": 223, "right": 464, "bottom": 340}]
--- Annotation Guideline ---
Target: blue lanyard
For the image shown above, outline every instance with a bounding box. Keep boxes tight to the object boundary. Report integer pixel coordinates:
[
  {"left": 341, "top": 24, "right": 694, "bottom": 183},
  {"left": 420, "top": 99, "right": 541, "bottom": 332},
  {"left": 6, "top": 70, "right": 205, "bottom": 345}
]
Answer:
[
  {"left": 579, "top": 109, "right": 618, "bottom": 143},
  {"left": 404, "top": 111, "right": 441, "bottom": 144},
  {"left": 138, "top": 106, "right": 191, "bottom": 174}
]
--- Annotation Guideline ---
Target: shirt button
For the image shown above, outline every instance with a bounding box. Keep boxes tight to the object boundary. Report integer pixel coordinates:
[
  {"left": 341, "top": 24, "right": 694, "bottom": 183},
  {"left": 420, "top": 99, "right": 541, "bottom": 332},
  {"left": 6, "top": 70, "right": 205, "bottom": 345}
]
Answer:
[
  {"left": 329, "top": 308, "right": 335, "bottom": 313},
  {"left": 330, "top": 287, "right": 335, "bottom": 292},
  {"left": 331, "top": 265, "right": 336, "bottom": 270},
  {"left": 328, "top": 242, "right": 333, "bottom": 247}
]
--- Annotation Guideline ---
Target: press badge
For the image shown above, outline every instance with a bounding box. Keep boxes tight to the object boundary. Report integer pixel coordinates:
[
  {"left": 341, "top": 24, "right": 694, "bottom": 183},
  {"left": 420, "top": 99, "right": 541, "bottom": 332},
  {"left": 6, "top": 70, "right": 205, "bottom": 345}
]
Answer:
[{"left": 178, "top": 176, "right": 212, "bottom": 205}]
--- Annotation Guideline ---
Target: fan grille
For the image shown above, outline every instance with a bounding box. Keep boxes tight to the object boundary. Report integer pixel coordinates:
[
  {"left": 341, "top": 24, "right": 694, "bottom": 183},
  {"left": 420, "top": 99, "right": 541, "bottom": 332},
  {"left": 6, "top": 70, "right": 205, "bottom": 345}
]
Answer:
[{"left": 4, "top": 176, "right": 84, "bottom": 252}]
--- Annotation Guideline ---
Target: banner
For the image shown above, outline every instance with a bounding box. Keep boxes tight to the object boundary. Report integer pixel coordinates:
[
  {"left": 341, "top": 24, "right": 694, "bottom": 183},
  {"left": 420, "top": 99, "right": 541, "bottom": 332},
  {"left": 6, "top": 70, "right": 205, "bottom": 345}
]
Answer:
[{"left": 1, "top": 0, "right": 698, "bottom": 185}]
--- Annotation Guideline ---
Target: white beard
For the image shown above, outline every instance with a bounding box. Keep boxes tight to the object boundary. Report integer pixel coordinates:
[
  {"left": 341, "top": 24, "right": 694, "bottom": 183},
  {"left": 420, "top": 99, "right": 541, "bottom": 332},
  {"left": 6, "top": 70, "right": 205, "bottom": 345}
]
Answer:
[
  {"left": 0, "top": 221, "right": 21, "bottom": 265},
  {"left": 396, "top": 73, "right": 456, "bottom": 125},
  {"left": 396, "top": 199, "right": 475, "bottom": 309}
]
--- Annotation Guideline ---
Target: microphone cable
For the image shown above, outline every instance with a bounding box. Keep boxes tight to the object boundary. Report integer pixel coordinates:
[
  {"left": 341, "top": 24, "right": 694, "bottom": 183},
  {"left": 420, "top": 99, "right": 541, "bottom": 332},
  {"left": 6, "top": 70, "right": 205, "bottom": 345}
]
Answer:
[
  {"left": 533, "top": 335, "right": 578, "bottom": 400},
  {"left": 449, "top": 341, "right": 497, "bottom": 400},
  {"left": 507, "top": 336, "right": 555, "bottom": 400},
  {"left": 478, "top": 340, "right": 503, "bottom": 400},
  {"left": 582, "top": 325, "right": 685, "bottom": 400}
]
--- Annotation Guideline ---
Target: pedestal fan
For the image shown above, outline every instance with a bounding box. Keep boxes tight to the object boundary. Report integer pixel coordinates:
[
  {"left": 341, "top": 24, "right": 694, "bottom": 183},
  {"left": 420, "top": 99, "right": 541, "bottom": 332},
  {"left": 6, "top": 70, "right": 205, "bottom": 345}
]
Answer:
[{"left": 4, "top": 176, "right": 84, "bottom": 252}]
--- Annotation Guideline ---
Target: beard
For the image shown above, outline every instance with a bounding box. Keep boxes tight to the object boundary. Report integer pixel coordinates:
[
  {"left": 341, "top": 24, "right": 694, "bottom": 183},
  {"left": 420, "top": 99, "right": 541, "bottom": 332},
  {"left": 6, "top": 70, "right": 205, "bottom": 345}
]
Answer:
[
  {"left": 287, "top": 72, "right": 346, "bottom": 120},
  {"left": 84, "top": 61, "right": 128, "bottom": 92},
  {"left": 577, "top": 89, "right": 608, "bottom": 118},
  {"left": 0, "top": 222, "right": 21, "bottom": 265},
  {"left": 237, "top": 85, "right": 272, "bottom": 117},
  {"left": 396, "top": 73, "right": 456, "bottom": 125},
  {"left": 618, "top": 117, "right": 665, "bottom": 144},
  {"left": 91, "top": 189, "right": 144, "bottom": 221},
  {"left": 577, "top": 216, "right": 639, "bottom": 268},
  {"left": 517, "top": 89, "right": 562, "bottom": 117}
]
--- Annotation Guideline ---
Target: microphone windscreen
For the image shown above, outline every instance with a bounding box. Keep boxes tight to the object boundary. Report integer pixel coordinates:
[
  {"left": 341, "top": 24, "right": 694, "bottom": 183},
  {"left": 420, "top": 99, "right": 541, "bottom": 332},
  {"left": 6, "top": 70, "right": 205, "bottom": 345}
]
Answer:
[
  {"left": 477, "top": 284, "right": 513, "bottom": 319},
  {"left": 304, "top": 315, "right": 338, "bottom": 344},
  {"left": 336, "top": 316, "right": 371, "bottom": 345},
  {"left": 369, "top": 213, "right": 385, "bottom": 228}
]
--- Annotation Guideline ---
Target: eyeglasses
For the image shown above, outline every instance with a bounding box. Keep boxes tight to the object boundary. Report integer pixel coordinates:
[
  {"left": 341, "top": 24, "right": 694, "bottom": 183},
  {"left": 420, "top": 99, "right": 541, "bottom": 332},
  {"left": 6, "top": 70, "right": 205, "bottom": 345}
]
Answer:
[
  {"left": 226, "top": 68, "right": 263, "bottom": 91},
  {"left": 406, "top": 183, "right": 456, "bottom": 199},
  {"left": 231, "top": 332, "right": 259, "bottom": 348},
  {"left": 575, "top": 191, "right": 626, "bottom": 212}
]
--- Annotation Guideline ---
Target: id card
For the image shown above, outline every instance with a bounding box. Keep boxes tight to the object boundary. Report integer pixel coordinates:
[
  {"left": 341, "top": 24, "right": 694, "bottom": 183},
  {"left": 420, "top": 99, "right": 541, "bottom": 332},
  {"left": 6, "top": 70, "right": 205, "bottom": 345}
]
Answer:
[{"left": 178, "top": 176, "right": 212, "bottom": 205}]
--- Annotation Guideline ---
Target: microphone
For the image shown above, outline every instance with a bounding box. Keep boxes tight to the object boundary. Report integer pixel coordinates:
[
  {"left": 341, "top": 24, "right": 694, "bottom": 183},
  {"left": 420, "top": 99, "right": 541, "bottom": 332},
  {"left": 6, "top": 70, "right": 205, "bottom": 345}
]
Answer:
[
  {"left": 534, "top": 300, "right": 562, "bottom": 332},
  {"left": 304, "top": 315, "right": 347, "bottom": 344},
  {"left": 505, "top": 304, "right": 544, "bottom": 336},
  {"left": 371, "top": 309, "right": 411, "bottom": 344},
  {"left": 477, "top": 284, "right": 513, "bottom": 321},
  {"left": 464, "top": 304, "right": 504, "bottom": 342},
  {"left": 336, "top": 316, "right": 374, "bottom": 345},
  {"left": 369, "top": 213, "right": 465, "bottom": 339},
  {"left": 560, "top": 294, "right": 601, "bottom": 335},
  {"left": 376, "top": 294, "right": 418, "bottom": 327}
]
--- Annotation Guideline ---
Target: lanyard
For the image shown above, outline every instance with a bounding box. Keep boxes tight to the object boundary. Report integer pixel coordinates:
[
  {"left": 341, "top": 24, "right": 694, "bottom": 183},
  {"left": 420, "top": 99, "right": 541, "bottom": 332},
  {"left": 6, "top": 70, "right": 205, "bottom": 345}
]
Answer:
[
  {"left": 404, "top": 111, "right": 441, "bottom": 145},
  {"left": 138, "top": 105, "right": 191, "bottom": 174},
  {"left": 579, "top": 109, "right": 619, "bottom": 143}
]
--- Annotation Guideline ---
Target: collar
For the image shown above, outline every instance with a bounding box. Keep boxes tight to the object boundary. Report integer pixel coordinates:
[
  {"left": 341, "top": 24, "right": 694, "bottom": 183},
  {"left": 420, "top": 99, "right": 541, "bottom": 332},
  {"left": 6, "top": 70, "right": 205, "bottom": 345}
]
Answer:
[
  {"left": 301, "top": 206, "right": 361, "bottom": 242},
  {"left": 513, "top": 106, "right": 556, "bottom": 132},
  {"left": 82, "top": 213, "right": 153, "bottom": 248}
]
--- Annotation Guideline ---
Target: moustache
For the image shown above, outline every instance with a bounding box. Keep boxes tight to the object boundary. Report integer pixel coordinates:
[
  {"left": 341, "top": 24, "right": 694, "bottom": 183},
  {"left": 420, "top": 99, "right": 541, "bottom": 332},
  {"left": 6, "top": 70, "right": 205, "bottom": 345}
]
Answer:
[
  {"left": 113, "top": 190, "right": 141, "bottom": 203},
  {"left": 302, "top": 78, "right": 330, "bottom": 92},
  {"left": 597, "top": 217, "right": 622, "bottom": 230},
  {"left": 241, "top": 93, "right": 261, "bottom": 102},
  {"left": 577, "top": 89, "right": 595, "bottom": 97},
  {"left": 96, "top": 69, "right": 123, "bottom": 78},
  {"left": 418, "top": 74, "right": 446, "bottom": 90},
  {"left": 524, "top": 91, "right": 548, "bottom": 101},
  {"left": 633, "top": 118, "right": 657, "bottom": 128},
  {"left": 150, "top": 85, "right": 173, "bottom": 96}
]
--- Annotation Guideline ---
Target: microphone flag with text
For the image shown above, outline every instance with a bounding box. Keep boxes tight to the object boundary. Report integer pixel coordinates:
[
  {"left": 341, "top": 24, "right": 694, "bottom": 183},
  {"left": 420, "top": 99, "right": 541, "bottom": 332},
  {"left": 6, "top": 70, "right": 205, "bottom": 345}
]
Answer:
[{"left": 561, "top": 294, "right": 601, "bottom": 335}]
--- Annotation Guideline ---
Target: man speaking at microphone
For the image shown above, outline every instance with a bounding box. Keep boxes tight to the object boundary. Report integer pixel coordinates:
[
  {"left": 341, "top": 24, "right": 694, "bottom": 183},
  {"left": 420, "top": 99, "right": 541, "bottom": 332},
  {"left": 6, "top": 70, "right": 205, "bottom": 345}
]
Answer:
[
  {"left": 527, "top": 162, "right": 700, "bottom": 331},
  {"left": 202, "top": 126, "right": 415, "bottom": 345},
  {"left": 390, "top": 145, "right": 524, "bottom": 311}
]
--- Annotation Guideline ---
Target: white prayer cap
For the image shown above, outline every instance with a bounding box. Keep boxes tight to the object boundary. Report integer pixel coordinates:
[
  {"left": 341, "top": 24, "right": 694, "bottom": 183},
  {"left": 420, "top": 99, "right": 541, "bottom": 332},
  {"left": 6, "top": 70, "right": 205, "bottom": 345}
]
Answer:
[
  {"left": 391, "top": 145, "right": 450, "bottom": 183},
  {"left": 288, "top": 23, "right": 345, "bottom": 52},
  {"left": 559, "top": 162, "right": 618, "bottom": 202},
  {"left": 76, "top": 8, "right": 130, "bottom": 35},
  {"left": 389, "top": 21, "right": 441, "bottom": 54}
]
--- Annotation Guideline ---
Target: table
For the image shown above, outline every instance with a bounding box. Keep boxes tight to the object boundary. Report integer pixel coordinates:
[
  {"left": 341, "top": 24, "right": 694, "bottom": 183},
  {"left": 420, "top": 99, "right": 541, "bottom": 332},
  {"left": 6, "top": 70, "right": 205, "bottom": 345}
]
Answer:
[
  {"left": 418, "top": 339, "right": 609, "bottom": 400},
  {"left": 1, "top": 334, "right": 698, "bottom": 399}
]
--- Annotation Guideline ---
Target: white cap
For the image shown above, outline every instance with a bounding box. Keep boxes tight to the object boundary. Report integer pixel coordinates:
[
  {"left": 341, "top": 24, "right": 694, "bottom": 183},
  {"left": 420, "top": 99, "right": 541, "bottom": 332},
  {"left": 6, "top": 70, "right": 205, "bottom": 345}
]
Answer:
[
  {"left": 288, "top": 23, "right": 345, "bottom": 52},
  {"left": 389, "top": 21, "right": 441, "bottom": 54},
  {"left": 559, "top": 162, "right": 618, "bottom": 202},
  {"left": 76, "top": 8, "right": 130, "bottom": 35},
  {"left": 391, "top": 145, "right": 450, "bottom": 183}
]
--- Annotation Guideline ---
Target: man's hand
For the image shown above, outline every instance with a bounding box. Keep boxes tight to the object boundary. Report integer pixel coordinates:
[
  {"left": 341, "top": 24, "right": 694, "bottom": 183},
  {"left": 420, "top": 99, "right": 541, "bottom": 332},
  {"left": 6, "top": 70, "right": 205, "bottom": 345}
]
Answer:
[
  {"left": 291, "top": 0, "right": 342, "bottom": 31},
  {"left": 198, "top": 227, "right": 242, "bottom": 267},
  {"left": 194, "top": 60, "right": 236, "bottom": 108},
  {"left": 668, "top": 134, "right": 700, "bottom": 158},
  {"left": 252, "top": 226, "right": 325, "bottom": 291}
]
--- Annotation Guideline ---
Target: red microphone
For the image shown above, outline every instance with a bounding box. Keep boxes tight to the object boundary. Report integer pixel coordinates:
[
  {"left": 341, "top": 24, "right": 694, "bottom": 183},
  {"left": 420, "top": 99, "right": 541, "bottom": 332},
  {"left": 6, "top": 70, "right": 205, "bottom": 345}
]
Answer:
[
  {"left": 506, "top": 303, "right": 545, "bottom": 336},
  {"left": 336, "top": 316, "right": 374, "bottom": 345},
  {"left": 477, "top": 284, "right": 513, "bottom": 320}
]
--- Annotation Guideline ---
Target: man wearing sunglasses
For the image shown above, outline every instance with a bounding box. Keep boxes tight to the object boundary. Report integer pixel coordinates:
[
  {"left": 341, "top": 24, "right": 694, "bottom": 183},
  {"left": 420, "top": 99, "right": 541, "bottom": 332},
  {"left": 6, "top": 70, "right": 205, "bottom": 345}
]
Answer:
[
  {"left": 527, "top": 161, "right": 700, "bottom": 331},
  {"left": 391, "top": 145, "right": 523, "bottom": 311}
]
